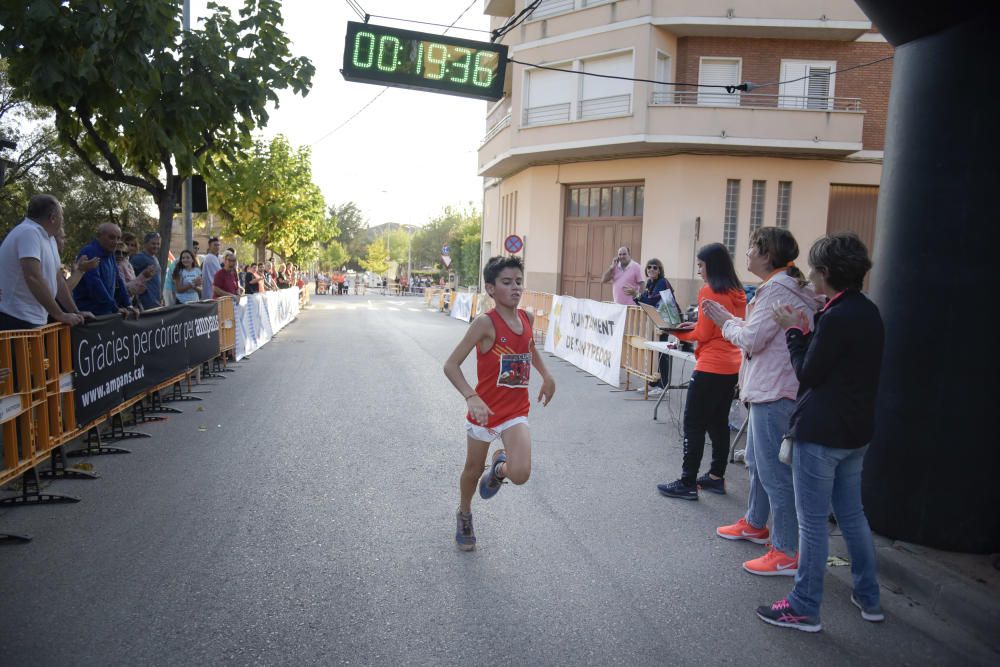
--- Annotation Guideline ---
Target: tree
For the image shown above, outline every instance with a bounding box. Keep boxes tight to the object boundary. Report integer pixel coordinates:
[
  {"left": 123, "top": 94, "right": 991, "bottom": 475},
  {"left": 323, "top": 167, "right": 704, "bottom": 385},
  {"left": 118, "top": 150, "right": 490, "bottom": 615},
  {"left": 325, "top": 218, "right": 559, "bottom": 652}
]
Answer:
[
  {"left": 0, "top": 61, "right": 58, "bottom": 231},
  {"left": 449, "top": 215, "right": 482, "bottom": 288},
  {"left": 0, "top": 0, "right": 314, "bottom": 277},
  {"left": 321, "top": 240, "right": 348, "bottom": 271},
  {"left": 207, "top": 135, "right": 328, "bottom": 262},
  {"left": 330, "top": 201, "right": 368, "bottom": 270},
  {"left": 360, "top": 238, "right": 389, "bottom": 276},
  {"left": 385, "top": 228, "right": 410, "bottom": 266}
]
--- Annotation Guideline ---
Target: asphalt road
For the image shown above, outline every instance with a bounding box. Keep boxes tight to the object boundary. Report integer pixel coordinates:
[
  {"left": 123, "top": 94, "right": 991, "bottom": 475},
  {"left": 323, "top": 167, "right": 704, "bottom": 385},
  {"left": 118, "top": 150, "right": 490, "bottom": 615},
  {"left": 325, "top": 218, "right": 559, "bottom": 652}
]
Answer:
[{"left": 0, "top": 294, "right": 974, "bottom": 665}]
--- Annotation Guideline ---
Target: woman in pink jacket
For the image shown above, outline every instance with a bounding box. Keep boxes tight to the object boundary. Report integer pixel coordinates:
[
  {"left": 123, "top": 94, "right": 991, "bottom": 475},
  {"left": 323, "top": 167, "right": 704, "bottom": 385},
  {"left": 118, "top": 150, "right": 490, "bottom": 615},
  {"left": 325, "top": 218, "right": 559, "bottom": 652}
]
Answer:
[{"left": 701, "top": 227, "right": 822, "bottom": 576}]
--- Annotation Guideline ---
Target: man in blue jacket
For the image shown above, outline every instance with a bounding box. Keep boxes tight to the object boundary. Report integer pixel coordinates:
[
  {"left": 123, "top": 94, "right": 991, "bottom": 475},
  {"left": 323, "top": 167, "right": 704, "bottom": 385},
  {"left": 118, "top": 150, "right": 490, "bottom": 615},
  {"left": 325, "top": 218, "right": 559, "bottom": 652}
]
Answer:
[
  {"left": 129, "top": 232, "right": 163, "bottom": 310},
  {"left": 73, "top": 223, "right": 132, "bottom": 316}
]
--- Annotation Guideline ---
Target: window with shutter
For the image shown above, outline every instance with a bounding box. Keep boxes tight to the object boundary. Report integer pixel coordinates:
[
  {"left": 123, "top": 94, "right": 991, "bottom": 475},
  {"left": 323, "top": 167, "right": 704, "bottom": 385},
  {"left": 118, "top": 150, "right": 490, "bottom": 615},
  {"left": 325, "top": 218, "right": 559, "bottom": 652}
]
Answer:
[
  {"left": 779, "top": 60, "right": 836, "bottom": 110},
  {"left": 580, "top": 52, "right": 632, "bottom": 119},
  {"left": 524, "top": 66, "right": 574, "bottom": 125},
  {"left": 698, "top": 58, "right": 741, "bottom": 107}
]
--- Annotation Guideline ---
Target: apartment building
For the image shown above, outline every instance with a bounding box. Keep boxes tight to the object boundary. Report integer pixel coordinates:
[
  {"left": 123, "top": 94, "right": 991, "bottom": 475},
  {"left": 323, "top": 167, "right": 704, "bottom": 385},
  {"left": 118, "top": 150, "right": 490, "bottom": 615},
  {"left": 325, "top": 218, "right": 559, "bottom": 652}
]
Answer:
[{"left": 479, "top": 0, "right": 892, "bottom": 305}]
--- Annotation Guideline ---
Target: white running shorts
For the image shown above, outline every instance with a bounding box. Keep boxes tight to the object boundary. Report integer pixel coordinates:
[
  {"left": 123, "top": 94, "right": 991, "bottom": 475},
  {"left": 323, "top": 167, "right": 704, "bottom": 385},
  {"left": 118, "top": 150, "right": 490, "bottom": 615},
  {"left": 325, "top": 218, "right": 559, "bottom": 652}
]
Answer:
[{"left": 465, "top": 415, "right": 529, "bottom": 443}]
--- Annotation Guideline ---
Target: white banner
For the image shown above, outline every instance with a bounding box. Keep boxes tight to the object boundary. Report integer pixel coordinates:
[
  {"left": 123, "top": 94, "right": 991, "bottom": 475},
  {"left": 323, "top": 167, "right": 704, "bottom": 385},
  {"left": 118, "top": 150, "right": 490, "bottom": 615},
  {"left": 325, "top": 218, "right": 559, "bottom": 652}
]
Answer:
[
  {"left": 233, "top": 288, "right": 301, "bottom": 361},
  {"left": 450, "top": 292, "right": 473, "bottom": 322},
  {"left": 543, "top": 295, "right": 627, "bottom": 387}
]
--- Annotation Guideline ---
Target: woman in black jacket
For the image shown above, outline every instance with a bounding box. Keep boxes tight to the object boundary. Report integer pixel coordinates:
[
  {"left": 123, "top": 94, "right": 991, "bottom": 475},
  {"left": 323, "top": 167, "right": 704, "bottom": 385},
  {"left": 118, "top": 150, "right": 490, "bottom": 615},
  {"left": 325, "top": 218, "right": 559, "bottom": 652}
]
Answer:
[
  {"left": 755, "top": 233, "right": 885, "bottom": 633},
  {"left": 626, "top": 258, "right": 673, "bottom": 392}
]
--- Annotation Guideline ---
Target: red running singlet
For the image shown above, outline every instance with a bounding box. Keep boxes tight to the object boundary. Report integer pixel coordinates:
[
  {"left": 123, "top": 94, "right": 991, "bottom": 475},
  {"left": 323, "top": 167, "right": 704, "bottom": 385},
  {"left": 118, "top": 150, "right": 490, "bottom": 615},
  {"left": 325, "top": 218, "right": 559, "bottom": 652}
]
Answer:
[{"left": 467, "top": 309, "right": 533, "bottom": 428}]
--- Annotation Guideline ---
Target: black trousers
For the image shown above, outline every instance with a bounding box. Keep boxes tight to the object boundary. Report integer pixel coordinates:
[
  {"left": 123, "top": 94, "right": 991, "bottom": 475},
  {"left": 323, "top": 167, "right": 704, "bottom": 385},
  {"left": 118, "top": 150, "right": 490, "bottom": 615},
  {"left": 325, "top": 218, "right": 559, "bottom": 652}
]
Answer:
[{"left": 681, "top": 370, "right": 738, "bottom": 485}]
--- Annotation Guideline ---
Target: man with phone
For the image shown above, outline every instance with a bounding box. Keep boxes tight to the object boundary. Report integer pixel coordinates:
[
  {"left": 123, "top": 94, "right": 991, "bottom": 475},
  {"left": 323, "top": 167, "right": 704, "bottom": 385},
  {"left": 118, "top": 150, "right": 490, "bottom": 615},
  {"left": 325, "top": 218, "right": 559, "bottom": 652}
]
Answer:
[{"left": 602, "top": 246, "right": 643, "bottom": 305}]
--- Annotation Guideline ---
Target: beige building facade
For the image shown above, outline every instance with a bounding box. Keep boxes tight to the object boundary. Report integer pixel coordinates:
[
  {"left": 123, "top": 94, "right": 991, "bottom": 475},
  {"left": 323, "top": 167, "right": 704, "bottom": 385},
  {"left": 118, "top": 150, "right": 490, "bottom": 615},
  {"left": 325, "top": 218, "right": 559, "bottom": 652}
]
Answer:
[{"left": 480, "top": 0, "right": 892, "bottom": 306}]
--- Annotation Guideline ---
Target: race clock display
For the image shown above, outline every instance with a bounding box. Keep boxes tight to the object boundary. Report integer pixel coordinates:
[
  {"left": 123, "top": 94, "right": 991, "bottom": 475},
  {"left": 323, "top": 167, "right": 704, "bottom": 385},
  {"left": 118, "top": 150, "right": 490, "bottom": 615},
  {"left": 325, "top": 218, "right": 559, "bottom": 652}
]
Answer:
[{"left": 341, "top": 22, "right": 508, "bottom": 101}]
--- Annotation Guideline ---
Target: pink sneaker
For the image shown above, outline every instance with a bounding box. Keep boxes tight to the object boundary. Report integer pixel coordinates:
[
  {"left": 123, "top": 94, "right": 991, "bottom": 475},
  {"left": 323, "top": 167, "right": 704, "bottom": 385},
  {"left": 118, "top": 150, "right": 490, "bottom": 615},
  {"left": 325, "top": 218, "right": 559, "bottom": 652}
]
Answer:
[{"left": 716, "top": 517, "right": 770, "bottom": 544}]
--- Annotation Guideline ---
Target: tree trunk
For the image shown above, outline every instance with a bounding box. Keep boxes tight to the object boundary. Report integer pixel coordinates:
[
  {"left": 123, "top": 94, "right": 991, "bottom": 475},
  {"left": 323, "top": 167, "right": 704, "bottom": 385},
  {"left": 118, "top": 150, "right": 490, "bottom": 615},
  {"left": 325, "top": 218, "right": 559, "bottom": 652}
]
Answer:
[
  {"left": 155, "top": 191, "right": 176, "bottom": 283},
  {"left": 256, "top": 239, "right": 266, "bottom": 263}
]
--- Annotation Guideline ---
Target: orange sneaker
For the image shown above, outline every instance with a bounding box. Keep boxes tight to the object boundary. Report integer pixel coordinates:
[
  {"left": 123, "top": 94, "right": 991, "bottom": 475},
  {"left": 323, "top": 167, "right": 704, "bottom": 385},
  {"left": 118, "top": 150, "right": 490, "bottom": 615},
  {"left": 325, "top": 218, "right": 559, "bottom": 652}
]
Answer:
[
  {"left": 743, "top": 545, "right": 798, "bottom": 577},
  {"left": 716, "top": 517, "right": 770, "bottom": 544}
]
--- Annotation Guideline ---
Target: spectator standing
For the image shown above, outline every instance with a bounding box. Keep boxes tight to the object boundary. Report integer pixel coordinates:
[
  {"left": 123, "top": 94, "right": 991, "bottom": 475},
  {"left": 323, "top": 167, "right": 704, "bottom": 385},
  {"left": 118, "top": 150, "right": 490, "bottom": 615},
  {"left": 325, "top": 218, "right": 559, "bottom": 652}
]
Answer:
[
  {"left": 54, "top": 227, "right": 100, "bottom": 292},
  {"left": 129, "top": 232, "right": 163, "bottom": 310},
  {"left": 173, "top": 250, "right": 203, "bottom": 304},
  {"left": 262, "top": 261, "right": 278, "bottom": 291},
  {"left": 658, "top": 242, "right": 746, "bottom": 500},
  {"left": 200, "top": 237, "right": 222, "bottom": 300},
  {"left": 212, "top": 252, "right": 241, "bottom": 298},
  {"left": 243, "top": 263, "right": 262, "bottom": 295},
  {"left": 702, "top": 227, "right": 822, "bottom": 577},
  {"left": 276, "top": 263, "right": 291, "bottom": 289},
  {"left": 73, "top": 223, "right": 133, "bottom": 316},
  {"left": 602, "top": 246, "right": 644, "bottom": 305},
  {"left": 629, "top": 258, "right": 674, "bottom": 394},
  {"left": 122, "top": 232, "right": 140, "bottom": 259},
  {"left": 114, "top": 242, "right": 152, "bottom": 300},
  {"left": 0, "top": 194, "right": 88, "bottom": 330},
  {"left": 756, "top": 233, "right": 885, "bottom": 633}
]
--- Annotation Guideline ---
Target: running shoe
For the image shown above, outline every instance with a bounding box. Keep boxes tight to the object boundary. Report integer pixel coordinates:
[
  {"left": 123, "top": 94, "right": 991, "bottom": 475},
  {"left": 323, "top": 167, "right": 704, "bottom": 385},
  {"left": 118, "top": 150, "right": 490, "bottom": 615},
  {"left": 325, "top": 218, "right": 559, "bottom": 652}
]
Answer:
[
  {"left": 716, "top": 517, "right": 770, "bottom": 544},
  {"left": 743, "top": 545, "right": 798, "bottom": 576},
  {"left": 756, "top": 598, "right": 821, "bottom": 633},
  {"left": 696, "top": 473, "right": 726, "bottom": 494},
  {"left": 657, "top": 479, "right": 698, "bottom": 500},
  {"left": 478, "top": 450, "right": 507, "bottom": 500},
  {"left": 851, "top": 594, "right": 885, "bottom": 622},
  {"left": 455, "top": 510, "right": 476, "bottom": 551}
]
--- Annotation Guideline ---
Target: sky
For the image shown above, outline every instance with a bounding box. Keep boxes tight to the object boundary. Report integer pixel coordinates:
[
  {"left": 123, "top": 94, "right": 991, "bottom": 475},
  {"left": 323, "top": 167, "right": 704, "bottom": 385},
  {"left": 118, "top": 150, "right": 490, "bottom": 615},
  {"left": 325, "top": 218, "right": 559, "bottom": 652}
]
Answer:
[{"left": 189, "top": 0, "right": 493, "bottom": 229}]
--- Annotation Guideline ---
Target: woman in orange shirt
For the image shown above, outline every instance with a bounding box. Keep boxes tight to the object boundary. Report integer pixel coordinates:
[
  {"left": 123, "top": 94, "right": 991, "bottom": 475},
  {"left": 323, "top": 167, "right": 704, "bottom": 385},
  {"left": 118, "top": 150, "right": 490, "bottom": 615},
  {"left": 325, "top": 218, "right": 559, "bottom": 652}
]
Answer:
[{"left": 658, "top": 243, "right": 747, "bottom": 500}]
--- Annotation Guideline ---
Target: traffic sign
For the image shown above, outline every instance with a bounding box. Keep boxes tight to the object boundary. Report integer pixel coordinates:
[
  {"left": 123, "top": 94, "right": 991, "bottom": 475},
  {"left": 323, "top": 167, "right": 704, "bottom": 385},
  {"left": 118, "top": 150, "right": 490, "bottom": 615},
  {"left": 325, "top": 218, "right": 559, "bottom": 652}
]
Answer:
[
  {"left": 504, "top": 234, "right": 523, "bottom": 254},
  {"left": 441, "top": 244, "right": 450, "bottom": 255}
]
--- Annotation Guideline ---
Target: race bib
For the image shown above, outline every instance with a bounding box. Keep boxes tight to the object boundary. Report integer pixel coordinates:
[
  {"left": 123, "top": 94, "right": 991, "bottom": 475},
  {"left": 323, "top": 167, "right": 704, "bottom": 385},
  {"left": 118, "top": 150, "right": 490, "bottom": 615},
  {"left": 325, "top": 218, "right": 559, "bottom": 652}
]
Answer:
[{"left": 497, "top": 353, "right": 531, "bottom": 388}]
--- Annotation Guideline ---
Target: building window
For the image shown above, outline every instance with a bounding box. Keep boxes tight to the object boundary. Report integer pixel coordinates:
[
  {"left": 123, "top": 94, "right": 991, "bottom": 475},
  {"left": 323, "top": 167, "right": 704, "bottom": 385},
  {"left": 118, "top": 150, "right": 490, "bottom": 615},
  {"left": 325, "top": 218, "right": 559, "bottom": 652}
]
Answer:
[
  {"left": 523, "top": 65, "right": 574, "bottom": 125},
  {"left": 532, "top": 0, "right": 611, "bottom": 20},
  {"left": 750, "top": 180, "right": 766, "bottom": 234},
  {"left": 524, "top": 51, "right": 632, "bottom": 126},
  {"left": 698, "top": 58, "right": 741, "bottom": 107},
  {"left": 579, "top": 52, "right": 632, "bottom": 120},
  {"left": 652, "top": 51, "right": 672, "bottom": 104},
  {"left": 779, "top": 60, "right": 836, "bottom": 110},
  {"left": 500, "top": 191, "right": 518, "bottom": 244},
  {"left": 567, "top": 183, "right": 643, "bottom": 218},
  {"left": 776, "top": 181, "right": 792, "bottom": 229},
  {"left": 724, "top": 179, "right": 740, "bottom": 255}
]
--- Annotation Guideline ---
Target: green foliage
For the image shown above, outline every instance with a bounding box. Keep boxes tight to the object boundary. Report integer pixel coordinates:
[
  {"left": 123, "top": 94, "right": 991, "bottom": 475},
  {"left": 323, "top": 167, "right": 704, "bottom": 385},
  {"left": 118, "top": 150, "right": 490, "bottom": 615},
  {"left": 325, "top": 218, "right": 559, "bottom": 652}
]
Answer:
[
  {"left": 321, "top": 240, "right": 348, "bottom": 271},
  {"left": 449, "top": 216, "right": 483, "bottom": 287},
  {"left": 206, "top": 134, "right": 327, "bottom": 262},
  {"left": 330, "top": 201, "right": 369, "bottom": 270},
  {"left": 360, "top": 237, "right": 389, "bottom": 275},
  {"left": 0, "top": 0, "right": 315, "bottom": 272},
  {"left": 384, "top": 228, "right": 410, "bottom": 265}
]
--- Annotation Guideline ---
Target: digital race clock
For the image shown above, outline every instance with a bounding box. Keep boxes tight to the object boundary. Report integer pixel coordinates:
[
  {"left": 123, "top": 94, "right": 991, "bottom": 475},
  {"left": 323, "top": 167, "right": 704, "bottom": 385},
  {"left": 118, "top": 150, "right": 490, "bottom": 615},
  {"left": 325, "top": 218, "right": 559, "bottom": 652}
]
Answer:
[{"left": 341, "top": 22, "right": 508, "bottom": 101}]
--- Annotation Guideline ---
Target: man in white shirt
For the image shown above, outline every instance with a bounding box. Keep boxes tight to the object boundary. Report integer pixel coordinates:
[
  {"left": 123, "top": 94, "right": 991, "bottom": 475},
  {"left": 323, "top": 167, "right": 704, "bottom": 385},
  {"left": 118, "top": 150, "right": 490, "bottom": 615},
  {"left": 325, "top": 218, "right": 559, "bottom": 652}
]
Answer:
[
  {"left": 200, "top": 236, "right": 222, "bottom": 300},
  {"left": 0, "top": 194, "right": 86, "bottom": 330}
]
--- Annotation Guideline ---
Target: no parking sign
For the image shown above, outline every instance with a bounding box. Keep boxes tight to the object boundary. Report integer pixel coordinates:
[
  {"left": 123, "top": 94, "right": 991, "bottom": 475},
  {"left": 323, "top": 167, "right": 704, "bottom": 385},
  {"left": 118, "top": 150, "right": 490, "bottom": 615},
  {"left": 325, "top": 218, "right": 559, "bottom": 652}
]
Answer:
[{"left": 504, "top": 234, "right": 523, "bottom": 254}]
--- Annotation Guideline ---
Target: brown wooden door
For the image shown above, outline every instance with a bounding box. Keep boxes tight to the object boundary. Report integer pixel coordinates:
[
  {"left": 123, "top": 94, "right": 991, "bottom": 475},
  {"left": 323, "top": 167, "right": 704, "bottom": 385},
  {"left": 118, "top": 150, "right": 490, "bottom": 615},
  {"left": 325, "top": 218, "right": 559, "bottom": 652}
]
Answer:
[
  {"left": 560, "top": 183, "right": 644, "bottom": 299},
  {"left": 827, "top": 184, "right": 879, "bottom": 289}
]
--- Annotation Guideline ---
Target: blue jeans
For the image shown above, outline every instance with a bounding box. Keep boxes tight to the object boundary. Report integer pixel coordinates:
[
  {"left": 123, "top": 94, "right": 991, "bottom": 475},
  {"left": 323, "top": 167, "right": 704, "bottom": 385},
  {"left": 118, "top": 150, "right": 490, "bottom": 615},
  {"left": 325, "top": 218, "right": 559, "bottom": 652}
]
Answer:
[
  {"left": 745, "top": 399, "right": 798, "bottom": 555},
  {"left": 788, "top": 441, "right": 880, "bottom": 618}
]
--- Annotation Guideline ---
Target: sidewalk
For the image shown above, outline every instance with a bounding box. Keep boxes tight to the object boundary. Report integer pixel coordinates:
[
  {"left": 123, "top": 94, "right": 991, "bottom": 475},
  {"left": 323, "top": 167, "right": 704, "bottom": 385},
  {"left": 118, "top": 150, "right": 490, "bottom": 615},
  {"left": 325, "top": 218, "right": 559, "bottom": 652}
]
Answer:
[
  {"left": 828, "top": 532, "right": 1000, "bottom": 664},
  {"left": 618, "top": 367, "right": 999, "bottom": 664}
]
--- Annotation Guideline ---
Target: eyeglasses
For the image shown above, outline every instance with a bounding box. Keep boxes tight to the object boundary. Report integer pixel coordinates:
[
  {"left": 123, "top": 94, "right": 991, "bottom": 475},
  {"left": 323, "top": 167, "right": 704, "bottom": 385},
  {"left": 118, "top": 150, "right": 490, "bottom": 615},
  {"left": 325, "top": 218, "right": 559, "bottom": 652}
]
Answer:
[
  {"left": 645, "top": 265, "right": 658, "bottom": 271},
  {"left": 114, "top": 252, "right": 126, "bottom": 258}
]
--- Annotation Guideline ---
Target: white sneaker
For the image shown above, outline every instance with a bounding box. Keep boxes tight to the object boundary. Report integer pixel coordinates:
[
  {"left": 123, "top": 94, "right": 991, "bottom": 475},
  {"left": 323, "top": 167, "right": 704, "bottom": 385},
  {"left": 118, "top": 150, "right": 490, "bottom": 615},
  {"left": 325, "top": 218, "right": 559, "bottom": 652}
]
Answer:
[{"left": 648, "top": 386, "right": 665, "bottom": 397}]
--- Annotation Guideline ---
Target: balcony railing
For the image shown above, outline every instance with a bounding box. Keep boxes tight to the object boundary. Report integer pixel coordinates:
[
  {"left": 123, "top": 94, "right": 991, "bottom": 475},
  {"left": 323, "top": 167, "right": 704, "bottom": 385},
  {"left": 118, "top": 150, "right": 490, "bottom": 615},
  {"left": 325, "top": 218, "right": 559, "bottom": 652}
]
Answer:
[
  {"left": 481, "top": 113, "right": 511, "bottom": 145},
  {"left": 579, "top": 94, "right": 632, "bottom": 120},
  {"left": 523, "top": 94, "right": 632, "bottom": 126},
  {"left": 650, "top": 91, "right": 863, "bottom": 112},
  {"left": 523, "top": 102, "right": 572, "bottom": 126}
]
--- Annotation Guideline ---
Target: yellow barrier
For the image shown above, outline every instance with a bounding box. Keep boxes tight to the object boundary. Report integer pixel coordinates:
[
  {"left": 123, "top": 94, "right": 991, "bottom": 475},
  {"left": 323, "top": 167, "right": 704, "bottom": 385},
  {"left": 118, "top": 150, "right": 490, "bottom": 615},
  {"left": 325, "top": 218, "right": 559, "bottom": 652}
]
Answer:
[
  {"left": 0, "top": 298, "right": 243, "bottom": 497},
  {"left": 621, "top": 305, "right": 660, "bottom": 395}
]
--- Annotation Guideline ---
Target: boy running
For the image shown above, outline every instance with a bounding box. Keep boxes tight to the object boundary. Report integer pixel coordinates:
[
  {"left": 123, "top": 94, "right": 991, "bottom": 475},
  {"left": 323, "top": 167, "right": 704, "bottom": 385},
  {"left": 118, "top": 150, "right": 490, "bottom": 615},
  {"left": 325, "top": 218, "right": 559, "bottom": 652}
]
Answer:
[{"left": 443, "top": 256, "right": 555, "bottom": 551}]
